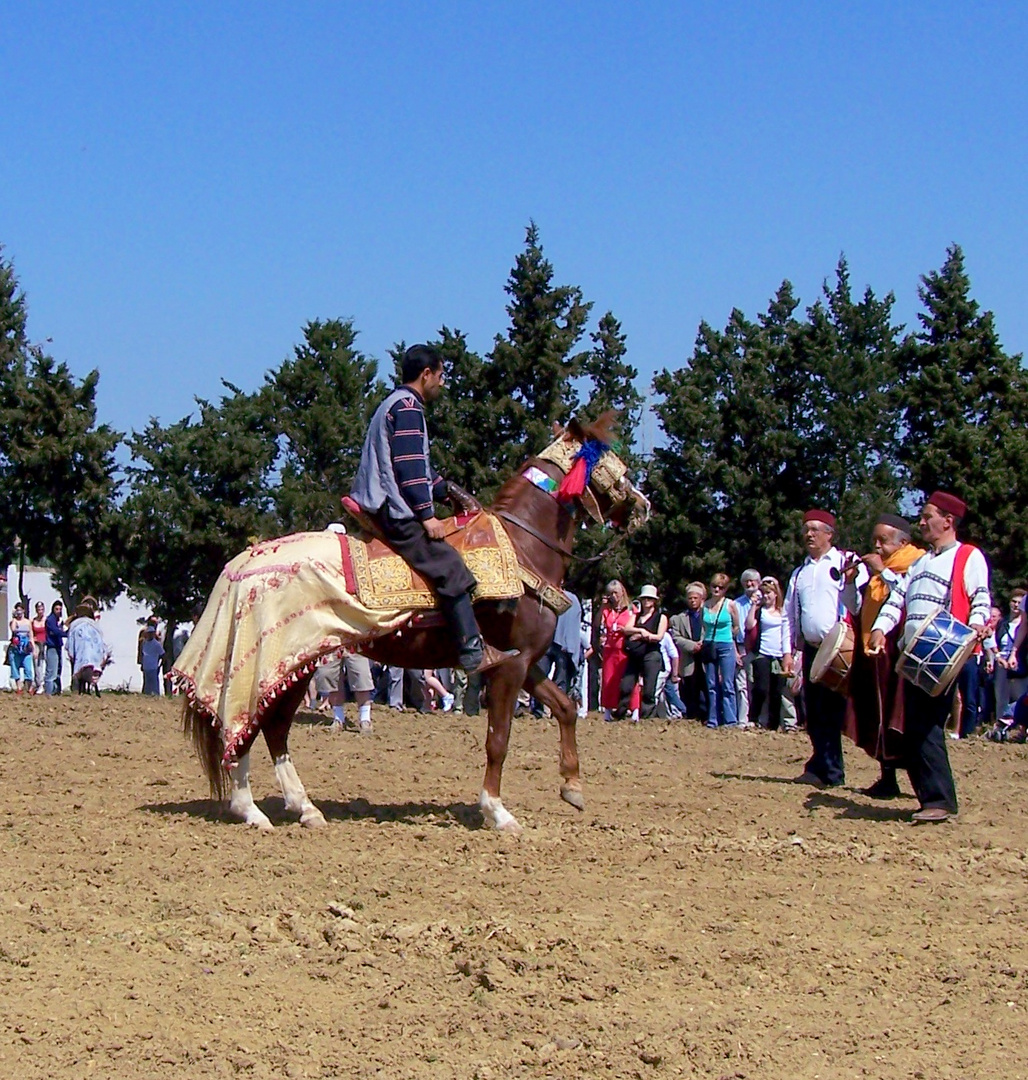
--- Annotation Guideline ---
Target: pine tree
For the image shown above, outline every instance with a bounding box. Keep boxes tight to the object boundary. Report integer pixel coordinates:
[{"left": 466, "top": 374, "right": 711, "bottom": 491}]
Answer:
[
  {"left": 122, "top": 390, "right": 278, "bottom": 630},
  {"left": 422, "top": 327, "right": 495, "bottom": 497},
  {"left": 483, "top": 222, "right": 593, "bottom": 480},
  {"left": 0, "top": 251, "right": 123, "bottom": 602},
  {"left": 897, "top": 244, "right": 1028, "bottom": 585},
  {"left": 10, "top": 353, "right": 124, "bottom": 602},
  {"left": 794, "top": 258, "right": 904, "bottom": 549},
  {"left": 256, "top": 319, "right": 387, "bottom": 532}
]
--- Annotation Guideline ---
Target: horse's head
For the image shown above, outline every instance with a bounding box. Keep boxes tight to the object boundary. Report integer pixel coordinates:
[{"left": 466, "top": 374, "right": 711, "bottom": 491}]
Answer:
[{"left": 537, "top": 416, "right": 650, "bottom": 533}]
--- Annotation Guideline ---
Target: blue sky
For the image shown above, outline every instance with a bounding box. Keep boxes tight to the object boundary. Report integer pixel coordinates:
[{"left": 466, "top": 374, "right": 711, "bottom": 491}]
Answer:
[{"left": 3, "top": 2, "right": 1025, "bottom": 451}]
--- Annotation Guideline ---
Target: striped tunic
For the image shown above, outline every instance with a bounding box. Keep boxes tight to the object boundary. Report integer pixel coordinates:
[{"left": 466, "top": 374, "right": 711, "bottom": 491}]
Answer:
[{"left": 871, "top": 542, "right": 991, "bottom": 646}]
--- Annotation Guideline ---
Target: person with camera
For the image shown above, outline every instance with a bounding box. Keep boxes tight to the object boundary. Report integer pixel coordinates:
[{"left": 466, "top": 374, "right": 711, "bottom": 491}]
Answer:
[
  {"left": 620, "top": 585, "right": 669, "bottom": 720},
  {"left": 993, "top": 591, "right": 1027, "bottom": 719},
  {"left": 745, "top": 577, "right": 792, "bottom": 730}
]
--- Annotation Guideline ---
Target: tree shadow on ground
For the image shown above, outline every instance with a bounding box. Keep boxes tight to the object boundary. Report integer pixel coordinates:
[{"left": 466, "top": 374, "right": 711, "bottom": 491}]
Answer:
[{"left": 142, "top": 797, "right": 484, "bottom": 829}]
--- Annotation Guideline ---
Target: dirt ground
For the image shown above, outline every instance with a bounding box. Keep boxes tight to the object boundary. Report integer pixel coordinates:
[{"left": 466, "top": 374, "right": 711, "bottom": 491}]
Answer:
[{"left": 1, "top": 694, "right": 1027, "bottom": 1079}]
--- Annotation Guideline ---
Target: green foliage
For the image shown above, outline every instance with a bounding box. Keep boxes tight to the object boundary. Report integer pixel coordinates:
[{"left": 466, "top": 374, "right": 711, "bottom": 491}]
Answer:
[
  {"left": 256, "top": 319, "right": 387, "bottom": 532},
  {"left": 0, "top": 249, "right": 123, "bottom": 603},
  {"left": 121, "top": 390, "right": 277, "bottom": 623},
  {"left": 481, "top": 222, "right": 593, "bottom": 481},
  {"left": 641, "top": 262, "right": 906, "bottom": 606},
  {"left": 896, "top": 244, "right": 1028, "bottom": 589}
]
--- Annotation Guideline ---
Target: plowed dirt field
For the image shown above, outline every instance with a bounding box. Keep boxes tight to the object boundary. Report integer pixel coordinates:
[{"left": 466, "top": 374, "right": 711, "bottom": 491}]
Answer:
[{"left": 1, "top": 694, "right": 1026, "bottom": 1079}]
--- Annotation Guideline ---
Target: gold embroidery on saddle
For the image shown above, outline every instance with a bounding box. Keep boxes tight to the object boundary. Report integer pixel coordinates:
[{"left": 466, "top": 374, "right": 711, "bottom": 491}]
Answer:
[{"left": 347, "top": 511, "right": 524, "bottom": 611}]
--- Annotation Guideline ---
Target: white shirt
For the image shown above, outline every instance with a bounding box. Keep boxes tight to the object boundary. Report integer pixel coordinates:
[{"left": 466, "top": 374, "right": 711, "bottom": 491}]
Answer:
[
  {"left": 871, "top": 542, "right": 991, "bottom": 645},
  {"left": 659, "top": 632, "right": 678, "bottom": 674},
  {"left": 753, "top": 609, "right": 791, "bottom": 658},
  {"left": 786, "top": 547, "right": 867, "bottom": 650}
]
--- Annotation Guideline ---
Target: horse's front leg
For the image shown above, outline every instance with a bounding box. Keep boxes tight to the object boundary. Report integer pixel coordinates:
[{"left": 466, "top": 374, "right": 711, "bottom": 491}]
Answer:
[
  {"left": 478, "top": 665, "right": 527, "bottom": 836},
  {"left": 263, "top": 680, "right": 327, "bottom": 829},
  {"left": 524, "top": 665, "right": 584, "bottom": 811},
  {"left": 227, "top": 752, "right": 275, "bottom": 832}
]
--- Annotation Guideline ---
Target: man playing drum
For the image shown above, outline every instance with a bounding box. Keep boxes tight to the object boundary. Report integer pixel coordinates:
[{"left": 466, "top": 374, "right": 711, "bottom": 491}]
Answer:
[
  {"left": 786, "top": 509, "right": 867, "bottom": 788},
  {"left": 868, "top": 491, "right": 991, "bottom": 823},
  {"left": 841, "top": 514, "right": 925, "bottom": 798}
]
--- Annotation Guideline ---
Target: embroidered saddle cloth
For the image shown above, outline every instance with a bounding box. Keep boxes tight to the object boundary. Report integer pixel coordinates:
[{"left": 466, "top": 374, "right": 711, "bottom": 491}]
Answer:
[
  {"left": 342, "top": 511, "right": 523, "bottom": 611},
  {"left": 173, "top": 519, "right": 524, "bottom": 766}
]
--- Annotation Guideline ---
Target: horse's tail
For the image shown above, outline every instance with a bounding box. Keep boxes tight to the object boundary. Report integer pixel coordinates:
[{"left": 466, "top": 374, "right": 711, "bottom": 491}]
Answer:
[{"left": 182, "top": 698, "right": 229, "bottom": 802}]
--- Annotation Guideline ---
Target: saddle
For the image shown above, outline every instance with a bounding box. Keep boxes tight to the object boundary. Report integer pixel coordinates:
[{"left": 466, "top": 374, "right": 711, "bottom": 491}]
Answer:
[
  {"left": 339, "top": 498, "right": 523, "bottom": 612},
  {"left": 339, "top": 496, "right": 571, "bottom": 616}
]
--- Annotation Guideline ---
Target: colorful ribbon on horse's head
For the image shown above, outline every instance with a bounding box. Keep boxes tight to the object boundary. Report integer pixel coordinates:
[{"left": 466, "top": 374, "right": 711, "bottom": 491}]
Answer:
[{"left": 557, "top": 438, "right": 609, "bottom": 504}]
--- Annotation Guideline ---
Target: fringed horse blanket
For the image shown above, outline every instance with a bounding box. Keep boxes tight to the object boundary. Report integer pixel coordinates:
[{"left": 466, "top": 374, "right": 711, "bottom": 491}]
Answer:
[{"left": 172, "top": 516, "right": 523, "bottom": 767}]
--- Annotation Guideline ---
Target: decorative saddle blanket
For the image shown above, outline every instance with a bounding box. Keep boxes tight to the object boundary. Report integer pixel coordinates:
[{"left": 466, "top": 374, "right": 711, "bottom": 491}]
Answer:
[{"left": 342, "top": 511, "right": 523, "bottom": 611}]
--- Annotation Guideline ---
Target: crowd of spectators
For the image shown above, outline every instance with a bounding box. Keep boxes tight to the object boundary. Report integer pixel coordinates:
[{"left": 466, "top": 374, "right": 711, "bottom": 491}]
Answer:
[{"left": 5, "top": 571, "right": 1024, "bottom": 747}]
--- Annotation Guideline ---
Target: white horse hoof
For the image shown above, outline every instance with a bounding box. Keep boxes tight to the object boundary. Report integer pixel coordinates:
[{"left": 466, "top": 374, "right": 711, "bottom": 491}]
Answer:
[
  {"left": 244, "top": 815, "right": 274, "bottom": 833},
  {"left": 495, "top": 817, "right": 523, "bottom": 837},
  {"left": 300, "top": 806, "right": 327, "bottom": 828},
  {"left": 560, "top": 784, "right": 585, "bottom": 811}
]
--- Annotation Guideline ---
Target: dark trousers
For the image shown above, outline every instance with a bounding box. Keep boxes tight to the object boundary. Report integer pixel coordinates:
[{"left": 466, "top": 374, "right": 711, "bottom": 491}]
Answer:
[
  {"left": 750, "top": 655, "right": 784, "bottom": 730},
  {"left": 680, "top": 665, "right": 708, "bottom": 722},
  {"left": 531, "top": 645, "right": 575, "bottom": 716},
  {"left": 958, "top": 657, "right": 983, "bottom": 737},
  {"left": 802, "top": 645, "right": 846, "bottom": 785},
  {"left": 618, "top": 649, "right": 663, "bottom": 718},
  {"left": 376, "top": 510, "right": 476, "bottom": 601},
  {"left": 902, "top": 680, "right": 958, "bottom": 812}
]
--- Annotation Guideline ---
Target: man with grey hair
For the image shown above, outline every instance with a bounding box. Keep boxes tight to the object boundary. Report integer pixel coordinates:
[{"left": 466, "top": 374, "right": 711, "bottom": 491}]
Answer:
[
  {"left": 786, "top": 509, "right": 866, "bottom": 787},
  {"left": 734, "top": 569, "right": 762, "bottom": 726}
]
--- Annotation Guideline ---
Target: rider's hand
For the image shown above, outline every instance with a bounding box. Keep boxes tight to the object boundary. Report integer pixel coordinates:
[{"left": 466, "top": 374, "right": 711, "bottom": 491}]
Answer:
[{"left": 422, "top": 516, "right": 446, "bottom": 540}]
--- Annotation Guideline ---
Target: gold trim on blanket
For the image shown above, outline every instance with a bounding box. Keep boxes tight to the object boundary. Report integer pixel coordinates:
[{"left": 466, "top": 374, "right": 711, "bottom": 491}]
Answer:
[{"left": 347, "top": 512, "right": 524, "bottom": 611}]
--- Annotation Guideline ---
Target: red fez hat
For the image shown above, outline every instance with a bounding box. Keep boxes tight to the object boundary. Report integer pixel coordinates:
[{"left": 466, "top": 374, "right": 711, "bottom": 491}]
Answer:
[
  {"left": 803, "top": 509, "right": 836, "bottom": 528},
  {"left": 927, "top": 490, "right": 966, "bottom": 519}
]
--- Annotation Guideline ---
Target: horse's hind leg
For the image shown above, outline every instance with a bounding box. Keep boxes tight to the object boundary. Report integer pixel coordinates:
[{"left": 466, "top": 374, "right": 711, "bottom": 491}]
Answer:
[
  {"left": 262, "top": 678, "right": 327, "bottom": 829},
  {"left": 524, "top": 665, "right": 584, "bottom": 811},
  {"left": 228, "top": 752, "right": 274, "bottom": 832}
]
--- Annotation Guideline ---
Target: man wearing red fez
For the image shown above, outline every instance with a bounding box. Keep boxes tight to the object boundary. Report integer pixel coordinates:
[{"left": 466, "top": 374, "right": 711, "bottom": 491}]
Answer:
[
  {"left": 785, "top": 509, "right": 866, "bottom": 788},
  {"left": 868, "top": 490, "right": 991, "bottom": 823}
]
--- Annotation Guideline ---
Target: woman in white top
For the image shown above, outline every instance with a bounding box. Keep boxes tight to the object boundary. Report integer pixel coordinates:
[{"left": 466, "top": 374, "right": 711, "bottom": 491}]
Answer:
[{"left": 746, "top": 576, "right": 792, "bottom": 730}]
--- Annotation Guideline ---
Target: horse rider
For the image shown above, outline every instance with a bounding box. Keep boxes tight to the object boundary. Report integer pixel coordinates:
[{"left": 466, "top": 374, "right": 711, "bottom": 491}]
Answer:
[
  {"left": 350, "top": 343, "right": 518, "bottom": 674},
  {"left": 867, "top": 490, "right": 991, "bottom": 823}
]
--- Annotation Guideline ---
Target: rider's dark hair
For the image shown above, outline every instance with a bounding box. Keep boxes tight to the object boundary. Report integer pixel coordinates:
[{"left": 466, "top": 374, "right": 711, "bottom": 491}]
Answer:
[{"left": 401, "top": 344, "right": 443, "bottom": 384}]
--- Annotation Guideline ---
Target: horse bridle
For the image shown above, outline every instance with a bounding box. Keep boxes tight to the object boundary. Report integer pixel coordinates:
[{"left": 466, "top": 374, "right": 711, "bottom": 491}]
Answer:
[{"left": 496, "top": 443, "right": 639, "bottom": 565}]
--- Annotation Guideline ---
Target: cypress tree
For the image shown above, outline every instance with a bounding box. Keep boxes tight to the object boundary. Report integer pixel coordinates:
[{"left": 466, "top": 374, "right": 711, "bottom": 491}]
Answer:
[{"left": 897, "top": 244, "right": 1028, "bottom": 585}]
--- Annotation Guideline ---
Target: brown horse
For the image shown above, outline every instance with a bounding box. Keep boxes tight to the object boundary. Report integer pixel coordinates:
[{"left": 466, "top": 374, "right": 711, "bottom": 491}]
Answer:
[{"left": 177, "top": 418, "right": 649, "bottom": 835}]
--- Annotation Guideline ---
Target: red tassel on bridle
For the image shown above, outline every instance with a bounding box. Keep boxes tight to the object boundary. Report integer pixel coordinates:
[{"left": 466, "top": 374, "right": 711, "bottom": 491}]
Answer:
[{"left": 557, "top": 438, "right": 608, "bottom": 504}]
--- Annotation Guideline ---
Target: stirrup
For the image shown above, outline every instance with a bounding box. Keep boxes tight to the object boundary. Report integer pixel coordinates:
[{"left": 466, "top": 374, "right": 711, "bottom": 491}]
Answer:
[{"left": 459, "top": 637, "right": 520, "bottom": 674}]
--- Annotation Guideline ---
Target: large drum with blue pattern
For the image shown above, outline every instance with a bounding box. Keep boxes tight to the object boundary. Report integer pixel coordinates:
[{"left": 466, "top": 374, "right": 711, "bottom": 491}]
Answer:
[{"left": 896, "top": 606, "right": 977, "bottom": 698}]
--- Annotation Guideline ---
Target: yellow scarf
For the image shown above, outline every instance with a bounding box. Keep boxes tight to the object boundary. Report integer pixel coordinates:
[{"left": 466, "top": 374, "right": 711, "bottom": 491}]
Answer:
[{"left": 860, "top": 543, "right": 925, "bottom": 646}]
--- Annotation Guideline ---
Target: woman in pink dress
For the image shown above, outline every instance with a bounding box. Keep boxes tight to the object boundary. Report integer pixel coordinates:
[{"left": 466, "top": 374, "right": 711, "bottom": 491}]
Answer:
[{"left": 600, "top": 580, "right": 641, "bottom": 721}]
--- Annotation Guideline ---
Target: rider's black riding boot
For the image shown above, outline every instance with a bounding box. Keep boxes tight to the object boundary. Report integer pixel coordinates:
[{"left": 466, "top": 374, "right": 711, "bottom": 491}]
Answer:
[{"left": 445, "top": 592, "right": 520, "bottom": 674}]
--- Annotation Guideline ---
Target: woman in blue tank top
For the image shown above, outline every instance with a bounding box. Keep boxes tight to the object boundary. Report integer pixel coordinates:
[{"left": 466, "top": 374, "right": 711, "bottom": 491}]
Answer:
[{"left": 703, "top": 574, "right": 741, "bottom": 727}]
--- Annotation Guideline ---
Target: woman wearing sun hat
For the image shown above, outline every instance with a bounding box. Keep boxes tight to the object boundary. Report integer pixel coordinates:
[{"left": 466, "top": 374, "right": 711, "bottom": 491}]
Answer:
[{"left": 620, "top": 584, "right": 669, "bottom": 720}]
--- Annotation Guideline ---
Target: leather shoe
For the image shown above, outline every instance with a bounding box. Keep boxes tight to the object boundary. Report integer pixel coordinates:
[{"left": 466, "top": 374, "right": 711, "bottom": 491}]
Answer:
[
  {"left": 911, "top": 807, "right": 951, "bottom": 824},
  {"left": 862, "top": 776, "right": 902, "bottom": 799}
]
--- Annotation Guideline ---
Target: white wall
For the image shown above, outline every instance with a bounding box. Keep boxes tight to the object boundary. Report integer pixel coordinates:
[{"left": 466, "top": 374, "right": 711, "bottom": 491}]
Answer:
[{"left": 2, "top": 566, "right": 155, "bottom": 691}]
